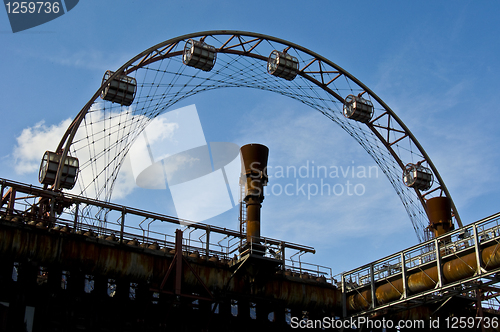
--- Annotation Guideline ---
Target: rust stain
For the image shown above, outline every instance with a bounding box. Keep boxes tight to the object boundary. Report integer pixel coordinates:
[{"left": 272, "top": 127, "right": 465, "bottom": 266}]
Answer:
[
  {"left": 347, "top": 242, "right": 500, "bottom": 312},
  {"left": 0, "top": 222, "right": 340, "bottom": 312}
]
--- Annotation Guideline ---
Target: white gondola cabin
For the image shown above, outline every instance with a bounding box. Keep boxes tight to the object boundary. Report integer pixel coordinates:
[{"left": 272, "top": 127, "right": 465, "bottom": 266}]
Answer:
[
  {"left": 183, "top": 39, "right": 217, "bottom": 72},
  {"left": 101, "top": 70, "right": 137, "bottom": 106},
  {"left": 343, "top": 95, "right": 374, "bottom": 123},
  {"left": 267, "top": 50, "right": 299, "bottom": 81},
  {"left": 39, "top": 151, "right": 79, "bottom": 190},
  {"left": 403, "top": 163, "right": 433, "bottom": 191}
]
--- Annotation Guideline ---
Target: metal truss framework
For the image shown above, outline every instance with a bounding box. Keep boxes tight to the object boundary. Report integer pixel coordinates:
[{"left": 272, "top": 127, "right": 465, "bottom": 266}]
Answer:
[
  {"left": 0, "top": 178, "right": 332, "bottom": 280},
  {"left": 0, "top": 180, "right": 339, "bottom": 331},
  {"left": 51, "top": 30, "right": 461, "bottom": 241},
  {"left": 341, "top": 211, "right": 500, "bottom": 319}
]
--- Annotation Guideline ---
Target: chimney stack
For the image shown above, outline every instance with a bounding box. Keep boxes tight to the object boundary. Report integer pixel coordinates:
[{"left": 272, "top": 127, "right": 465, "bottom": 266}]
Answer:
[{"left": 240, "top": 144, "right": 269, "bottom": 246}]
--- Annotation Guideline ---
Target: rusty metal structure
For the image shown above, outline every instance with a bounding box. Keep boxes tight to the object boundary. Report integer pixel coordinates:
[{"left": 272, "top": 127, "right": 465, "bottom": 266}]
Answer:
[
  {"left": 343, "top": 208, "right": 500, "bottom": 315},
  {"left": 3, "top": 150, "right": 500, "bottom": 330},
  {"left": 47, "top": 31, "right": 462, "bottom": 242},
  {"left": 2, "top": 179, "right": 500, "bottom": 330},
  {"left": 2, "top": 31, "right": 500, "bottom": 330},
  {"left": 239, "top": 143, "right": 269, "bottom": 251},
  {"left": 0, "top": 178, "right": 337, "bottom": 331}
]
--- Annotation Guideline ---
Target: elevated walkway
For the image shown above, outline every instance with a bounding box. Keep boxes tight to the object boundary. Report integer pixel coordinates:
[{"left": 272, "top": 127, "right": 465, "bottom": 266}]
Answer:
[{"left": 341, "top": 210, "right": 500, "bottom": 319}]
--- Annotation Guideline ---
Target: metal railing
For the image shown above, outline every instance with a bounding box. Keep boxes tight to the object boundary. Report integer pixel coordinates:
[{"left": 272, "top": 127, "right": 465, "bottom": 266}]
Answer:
[
  {"left": 341, "top": 210, "right": 500, "bottom": 317},
  {"left": 0, "top": 178, "right": 334, "bottom": 281}
]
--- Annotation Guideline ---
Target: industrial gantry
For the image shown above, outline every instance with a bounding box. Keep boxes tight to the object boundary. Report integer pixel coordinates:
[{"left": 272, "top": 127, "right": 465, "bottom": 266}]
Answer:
[{"left": 1, "top": 31, "right": 499, "bottom": 331}]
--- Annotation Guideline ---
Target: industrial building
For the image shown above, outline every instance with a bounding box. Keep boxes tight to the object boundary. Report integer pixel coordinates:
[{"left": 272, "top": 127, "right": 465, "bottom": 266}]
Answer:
[{"left": 1, "top": 31, "right": 499, "bottom": 331}]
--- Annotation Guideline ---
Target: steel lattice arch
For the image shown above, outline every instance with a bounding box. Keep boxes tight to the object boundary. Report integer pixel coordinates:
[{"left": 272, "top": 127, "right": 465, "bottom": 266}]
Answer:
[{"left": 50, "top": 30, "right": 461, "bottom": 242}]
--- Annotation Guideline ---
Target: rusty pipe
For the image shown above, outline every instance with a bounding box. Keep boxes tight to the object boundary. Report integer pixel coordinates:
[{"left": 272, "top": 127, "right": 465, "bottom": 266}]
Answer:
[
  {"left": 348, "top": 241, "right": 500, "bottom": 312},
  {"left": 246, "top": 197, "right": 262, "bottom": 242},
  {"left": 240, "top": 144, "right": 269, "bottom": 244},
  {"left": 427, "top": 197, "right": 453, "bottom": 238}
]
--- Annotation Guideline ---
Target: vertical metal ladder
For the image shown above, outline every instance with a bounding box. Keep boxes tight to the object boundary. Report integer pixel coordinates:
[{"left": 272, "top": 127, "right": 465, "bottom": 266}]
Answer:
[{"left": 239, "top": 176, "right": 247, "bottom": 247}]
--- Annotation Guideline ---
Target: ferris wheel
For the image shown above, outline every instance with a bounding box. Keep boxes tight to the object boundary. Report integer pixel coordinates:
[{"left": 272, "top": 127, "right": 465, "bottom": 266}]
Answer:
[{"left": 39, "top": 31, "right": 461, "bottom": 242}]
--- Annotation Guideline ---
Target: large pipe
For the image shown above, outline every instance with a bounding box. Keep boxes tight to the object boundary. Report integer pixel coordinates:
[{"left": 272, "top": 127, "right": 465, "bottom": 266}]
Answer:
[
  {"left": 347, "top": 240, "right": 500, "bottom": 312},
  {"left": 427, "top": 196, "right": 453, "bottom": 238},
  {"left": 240, "top": 144, "right": 269, "bottom": 245},
  {"left": 347, "top": 197, "right": 499, "bottom": 311}
]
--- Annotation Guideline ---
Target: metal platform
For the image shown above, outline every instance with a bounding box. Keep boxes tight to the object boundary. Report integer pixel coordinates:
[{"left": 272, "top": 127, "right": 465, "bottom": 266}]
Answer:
[
  {"left": 341, "top": 211, "right": 500, "bottom": 319},
  {"left": 2, "top": 177, "right": 500, "bottom": 330},
  {"left": 0, "top": 178, "right": 330, "bottom": 281},
  {"left": 0, "top": 178, "right": 339, "bottom": 331}
]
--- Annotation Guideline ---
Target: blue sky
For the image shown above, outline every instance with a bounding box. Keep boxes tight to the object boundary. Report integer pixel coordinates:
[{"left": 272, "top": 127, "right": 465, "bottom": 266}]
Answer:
[{"left": 1, "top": 1, "right": 500, "bottom": 275}]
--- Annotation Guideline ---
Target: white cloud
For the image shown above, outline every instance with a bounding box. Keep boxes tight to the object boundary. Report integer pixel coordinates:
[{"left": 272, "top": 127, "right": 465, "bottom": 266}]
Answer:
[
  {"left": 11, "top": 106, "right": 143, "bottom": 201},
  {"left": 112, "top": 154, "right": 137, "bottom": 200},
  {"left": 46, "top": 49, "right": 132, "bottom": 73},
  {"left": 10, "top": 103, "right": 226, "bottom": 206},
  {"left": 145, "top": 116, "right": 179, "bottom": 147},
  {"left": 13, "top": 118, "right": 72, "bottom": 174}
]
